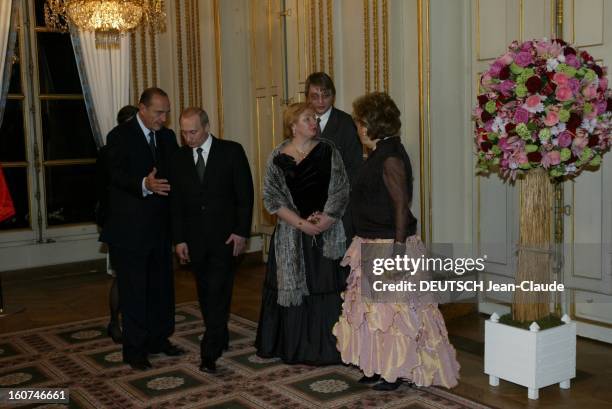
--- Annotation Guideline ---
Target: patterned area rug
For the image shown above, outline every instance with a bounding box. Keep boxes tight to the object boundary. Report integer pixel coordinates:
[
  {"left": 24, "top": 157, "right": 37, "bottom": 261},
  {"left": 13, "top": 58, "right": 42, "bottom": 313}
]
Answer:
[{"left": 0, "top": 303, "right": 491, "bottom": 408}]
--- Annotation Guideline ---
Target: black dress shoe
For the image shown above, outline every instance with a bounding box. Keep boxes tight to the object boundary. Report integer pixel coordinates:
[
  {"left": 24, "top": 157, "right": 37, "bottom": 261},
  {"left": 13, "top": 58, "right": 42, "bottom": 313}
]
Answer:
[
  {"left": 124, "top": 358, "right": 152, "bottom": 371},
  {"left": 373, "top": 380, "right": 403, "bottom": 391},
  {"left": 159, "top": 344, "right": 186, "bottom": 357},
  {"left": 199, "top": 358, "right": 217, "bottom": 374},
  {"left": 358, "top": 374, "right": 381, "bottom": 384},
  {"left": 107, "top": 322, "right": 122, "bottom": 344}
]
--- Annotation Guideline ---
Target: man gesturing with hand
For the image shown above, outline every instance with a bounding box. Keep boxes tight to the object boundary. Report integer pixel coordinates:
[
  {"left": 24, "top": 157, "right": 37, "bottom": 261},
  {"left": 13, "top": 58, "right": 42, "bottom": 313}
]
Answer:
[
  {"left": 101, "top": 88, "right": 182, "bottom": 371},
  {"left": 170, "top": 107, "right": 254, "bottom": 374}
]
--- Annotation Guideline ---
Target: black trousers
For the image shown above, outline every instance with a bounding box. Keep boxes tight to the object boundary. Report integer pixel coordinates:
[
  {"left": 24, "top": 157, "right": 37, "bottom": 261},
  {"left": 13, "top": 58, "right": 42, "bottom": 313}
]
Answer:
[
  {"left": 192, "top": 244, "right": 235, "bottom": 362},
  {"left": 110, "top": 243, "right": 174, "bottom": 361}
]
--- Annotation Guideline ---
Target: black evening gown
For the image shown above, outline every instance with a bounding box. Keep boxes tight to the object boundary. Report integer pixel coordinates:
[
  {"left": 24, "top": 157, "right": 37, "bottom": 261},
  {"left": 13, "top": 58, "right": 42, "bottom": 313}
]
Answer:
[{"left": 255, "top": 142, "right": 347, "bottom": 365}]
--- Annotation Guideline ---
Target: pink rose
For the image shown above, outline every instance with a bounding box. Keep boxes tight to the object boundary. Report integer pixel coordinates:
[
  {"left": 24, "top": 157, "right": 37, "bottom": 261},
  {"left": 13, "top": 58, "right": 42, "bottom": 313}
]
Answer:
[
  {"left": 557, "top": 130, "right": 573, "bottom": 147},
  {"left": 541, "top": 151, "right": 561, "bottom": 168},
  {"left": 544, "top": 111, "right": 560, "bottom": 126},
  {"left": 515, "top": 51, "right": 533, "bottom": 67},
  {"left": 565, "top": 54, "right": 581, "bottom": 68},
  {"left": 582, "top": 85, "right": 597, "bottom": 100},
  {"left": 513, "top": 107, "right": 530, "bottom": 124},
  {"left": 497, "top": 80, "right": 515, "bottom": 96},
  {"left": 489, "top": 61, "right": 503, "bottom": 76},
  {"left": 526, "top": 95, "right": 542, "bottom": 108},
  {"left": 481, "top": 73, "right": 494, "bottom": 89},
  {"left": 572, "top": 135, "right": 588, "bottom": 156},
  {"left": 596, "top": 101, "right": 608, "bottom": 115},
  {"left": 553, "top": 72, "right": 569, "bottom": 86},
  {"left": 599, "top": 77, "right": 608, "bottom": 91},
  {"left": 499, "top": 52, "right": 514, "bottom": 65},
  {"left": 555, "top": 86, "right": 573, "bottom": 101},
  {"left": 568, "top": 78, "right": 580, "bottom": 93}
]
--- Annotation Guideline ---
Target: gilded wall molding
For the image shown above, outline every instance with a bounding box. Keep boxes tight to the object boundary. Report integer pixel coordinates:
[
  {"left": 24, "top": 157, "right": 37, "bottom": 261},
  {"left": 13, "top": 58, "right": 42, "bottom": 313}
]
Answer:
[
  {"left": 185, "top": 0, "right": 193, "bottom": 106},
  {"left": 213, "top": 0, "right": 224, "bottom": 138},
  {"left": 310, "top": 0, "right": 316, "bottom": 73},
  {"left": 175, "top": 0, "right": 184, "bottom": 112},
  {"left": 140, "top": 25, "right": 149, "bottom": 88},
  {"left": 130, "top": 31, "right": 138, "bottom": 103},
  {"left": 318, "top": 0, "right": 324, "bottom": 70},
  {"left": 373, "top": 0, "right": 379, "bottom": 91},
  {"left": 195, "top": 0, "right": 202, "bottom": 106},
  {"left": 364, "top": 0, "right": 370, "bottom": 92},
  {"left": 382, "top": 0, "right": 388, "bottom": 92},
  {"left": 327, "top": 0, "right": 333, "bottom": 78},
  {"left": 150, "top": 29, "right": 158, "bottom": 86},
  {"left": 363, "top": 0, "right": 389, "bottom": 93}
]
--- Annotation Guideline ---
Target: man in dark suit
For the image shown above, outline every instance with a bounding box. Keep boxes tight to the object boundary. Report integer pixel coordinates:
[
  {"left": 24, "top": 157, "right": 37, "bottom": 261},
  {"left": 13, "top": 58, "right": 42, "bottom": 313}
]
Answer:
[
  {"left": 169, "top": 107, "right": 254, "bottom": 374},
  {"left": 100, "top": 88, "right": 183, "bottom": 371},
  {"left": 305, "top": 72, "right": 363, "bottom": 238},
  {"left": 95, "top": 104, "right": 139, "bottom": 345}
]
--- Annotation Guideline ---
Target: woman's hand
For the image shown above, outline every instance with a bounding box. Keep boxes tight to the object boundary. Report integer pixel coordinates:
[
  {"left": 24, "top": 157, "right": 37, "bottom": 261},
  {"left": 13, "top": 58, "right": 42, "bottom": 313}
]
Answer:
[
  {"left": 307, "top": 211, "right": 336, "bottom": 232},
  {"left": 297, "top": 219, "right": 323, "bottom": 236}
]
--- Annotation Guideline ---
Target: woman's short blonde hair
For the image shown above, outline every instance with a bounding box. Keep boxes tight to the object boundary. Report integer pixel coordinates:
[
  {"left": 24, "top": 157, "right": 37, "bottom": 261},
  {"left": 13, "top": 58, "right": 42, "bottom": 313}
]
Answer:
[{"left": 283, "top": 102, "right": 314, "bottom": 139}]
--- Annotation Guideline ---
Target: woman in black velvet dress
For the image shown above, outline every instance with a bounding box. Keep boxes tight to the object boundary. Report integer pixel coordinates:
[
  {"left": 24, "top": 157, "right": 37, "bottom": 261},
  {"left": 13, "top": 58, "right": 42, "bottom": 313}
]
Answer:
[{"left": 255, "top": 102, "right": 349, "bottom": 365}]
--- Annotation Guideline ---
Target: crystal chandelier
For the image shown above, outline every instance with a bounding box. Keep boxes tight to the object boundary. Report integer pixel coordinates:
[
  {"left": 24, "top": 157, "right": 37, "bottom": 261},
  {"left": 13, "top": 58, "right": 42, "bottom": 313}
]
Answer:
[{"left": 44, "top": 0, "right": 166, "bottom": 48}]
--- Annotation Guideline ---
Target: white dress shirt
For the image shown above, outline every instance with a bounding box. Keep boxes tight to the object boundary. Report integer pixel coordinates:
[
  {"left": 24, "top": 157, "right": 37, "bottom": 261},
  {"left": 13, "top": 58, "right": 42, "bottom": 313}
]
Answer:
[
  {"left": 136, "top": 114, "right": 156, "bottom": 197},
  {"left": 316, "top": 107, "right": 332, "bottom": 133},
  {"left": 192, "top": 134, "right": 213, "bottom": 165}
]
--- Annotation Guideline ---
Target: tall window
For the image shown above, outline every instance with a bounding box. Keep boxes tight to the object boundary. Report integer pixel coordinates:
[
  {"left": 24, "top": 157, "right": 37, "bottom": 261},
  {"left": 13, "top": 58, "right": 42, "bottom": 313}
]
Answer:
[{"left": 0, "top": 0, "right": 97, "bottom": 236}]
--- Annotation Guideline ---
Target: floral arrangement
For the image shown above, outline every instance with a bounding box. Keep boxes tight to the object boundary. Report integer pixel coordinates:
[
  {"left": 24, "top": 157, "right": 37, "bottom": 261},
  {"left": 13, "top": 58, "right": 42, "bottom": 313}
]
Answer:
[{"left": 474, "top": 38, "right": 611, "bottom": 179}]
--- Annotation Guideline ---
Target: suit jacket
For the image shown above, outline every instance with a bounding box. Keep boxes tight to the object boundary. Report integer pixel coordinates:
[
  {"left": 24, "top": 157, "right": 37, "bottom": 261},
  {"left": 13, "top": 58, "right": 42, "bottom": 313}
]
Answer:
[
  {"left": 169, "top": 135, "right": 254, "bottom": 261},
  {"left": 320, "top": 107, "right": 363, "bottom": 184},
  {"left": 100, "top": 116, "right": 179, "bottom": 251}
]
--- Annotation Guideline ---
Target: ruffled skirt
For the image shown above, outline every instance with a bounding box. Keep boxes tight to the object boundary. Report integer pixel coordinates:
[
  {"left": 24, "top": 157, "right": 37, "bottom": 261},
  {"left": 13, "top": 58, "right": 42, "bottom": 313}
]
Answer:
[{"left": 332, "top": 236, "right": 460, "bottom": 387}]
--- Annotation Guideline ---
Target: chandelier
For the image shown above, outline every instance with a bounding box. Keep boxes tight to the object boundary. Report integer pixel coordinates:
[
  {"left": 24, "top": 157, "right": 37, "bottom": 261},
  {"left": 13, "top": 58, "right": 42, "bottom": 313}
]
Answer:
[{"left": 44, "top": 0, "right": 166, "bottom": 48}]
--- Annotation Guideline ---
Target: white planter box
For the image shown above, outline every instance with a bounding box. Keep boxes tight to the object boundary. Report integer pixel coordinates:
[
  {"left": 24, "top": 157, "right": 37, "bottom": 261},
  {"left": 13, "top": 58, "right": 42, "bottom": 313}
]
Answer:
[{"left": 484, "top": 314, "right": 576, "bottom": 400}]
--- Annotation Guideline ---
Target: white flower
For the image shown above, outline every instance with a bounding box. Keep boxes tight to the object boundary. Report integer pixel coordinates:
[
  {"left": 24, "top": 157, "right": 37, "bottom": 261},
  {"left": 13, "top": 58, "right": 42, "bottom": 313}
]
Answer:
[
  {"left": 557, "top": 54, "right": 566, "bottom": 63},
  {"left": 309, "top": 379, "right": 350, "bottom": 394},
  {"left": 581, "top": 118, "right": 597, "bottom": 133},
  {"left": 492, "top": 116, "right": 507, "bottom": 133},
  {"left": 0, "top": 372, "right": 33, "bottom": 386},
  {"left": 146, "top": 376, "right": 185, "bottom": 390},
  {"left": 565, "top": 164, "right": 577, "bottom": 174},
  {"left": 546, "top": 58, "right": 559, "bottom": 72},
  {"left": 551, "top": 123, "right": 566, "bottom": 136}
]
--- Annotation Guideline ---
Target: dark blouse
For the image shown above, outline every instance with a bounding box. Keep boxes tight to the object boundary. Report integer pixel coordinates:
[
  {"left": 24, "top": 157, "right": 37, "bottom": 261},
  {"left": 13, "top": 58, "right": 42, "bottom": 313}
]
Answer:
[
  {"left": 351, "top": 136, "right": 417, "bottom": 241},
  {"left": 273, "top": 142, "right": 331, "bottom": 218}
]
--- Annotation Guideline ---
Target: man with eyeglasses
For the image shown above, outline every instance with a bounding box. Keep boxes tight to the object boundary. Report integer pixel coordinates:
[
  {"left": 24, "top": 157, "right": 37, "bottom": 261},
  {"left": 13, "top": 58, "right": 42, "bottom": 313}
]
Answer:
[{"left": 305, "top": 72, "right": 363, "bottom": 240}]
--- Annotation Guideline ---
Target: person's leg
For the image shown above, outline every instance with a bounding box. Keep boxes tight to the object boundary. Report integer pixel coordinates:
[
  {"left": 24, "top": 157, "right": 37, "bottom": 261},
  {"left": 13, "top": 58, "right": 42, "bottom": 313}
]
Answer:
[
  {"left": 197, "top": 245, "right": 234, "bottom": 365},
  {"left": 107, "top": 276, "right": 122, "bottom": 343},
  {"left": 110, "top": 246, "right": 151, "bottom": 367},
  {"left": 146, "top": 244, "right": 177, "bottom": 353}
]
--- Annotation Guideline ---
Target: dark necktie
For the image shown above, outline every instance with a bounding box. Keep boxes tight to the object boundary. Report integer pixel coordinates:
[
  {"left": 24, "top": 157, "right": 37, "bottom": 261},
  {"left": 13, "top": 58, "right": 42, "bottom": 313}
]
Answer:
[
  {"left": 148, "top": 131, "right": 156, "bottom": 159},
  {"left": 195, "top": 147, "right": 205, "bottom": 183},
  {"left": 316, "top": 117, "right": 322, "bottom": 137}
]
